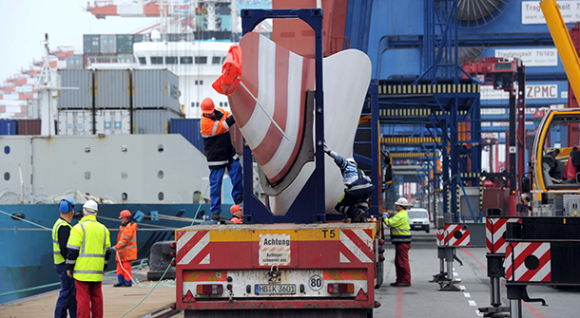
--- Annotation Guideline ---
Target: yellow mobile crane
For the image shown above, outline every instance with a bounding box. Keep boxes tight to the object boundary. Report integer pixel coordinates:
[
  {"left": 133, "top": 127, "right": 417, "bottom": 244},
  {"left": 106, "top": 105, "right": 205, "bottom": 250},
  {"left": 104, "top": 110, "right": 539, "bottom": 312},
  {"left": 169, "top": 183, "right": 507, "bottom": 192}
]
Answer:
[{"left": 521, "top": 0, "right": 580, "bottom": 216}]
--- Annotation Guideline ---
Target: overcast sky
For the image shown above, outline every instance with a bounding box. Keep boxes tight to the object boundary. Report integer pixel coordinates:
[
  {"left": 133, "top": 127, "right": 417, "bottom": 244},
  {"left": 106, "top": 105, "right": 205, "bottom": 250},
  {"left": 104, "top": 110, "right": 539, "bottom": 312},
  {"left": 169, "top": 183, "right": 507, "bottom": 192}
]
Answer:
[{"left": 0, "top": 0, "right": 153, "bottom": 82}]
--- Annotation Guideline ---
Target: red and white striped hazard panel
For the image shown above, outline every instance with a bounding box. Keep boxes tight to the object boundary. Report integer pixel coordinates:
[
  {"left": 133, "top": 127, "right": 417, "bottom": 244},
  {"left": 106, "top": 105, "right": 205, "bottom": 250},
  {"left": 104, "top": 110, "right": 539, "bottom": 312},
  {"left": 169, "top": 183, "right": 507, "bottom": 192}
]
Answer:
[
  {"left": 445, "top": 224, "right": 470, "bottom": 246},
  {"left": 176, "top": 230, "right": 210, "bottom": 265},
  {"left": 339, "top": 229, "right": 374, "bottom": 263},
  {"left": 486, "top": 217, "right": 522, "bottom": 254},
  {"left": 436, "top": 229, "right": 445, "bottom": 247},
  {"left": 505, "top": 242, "right": 551, "bottom": 282}
]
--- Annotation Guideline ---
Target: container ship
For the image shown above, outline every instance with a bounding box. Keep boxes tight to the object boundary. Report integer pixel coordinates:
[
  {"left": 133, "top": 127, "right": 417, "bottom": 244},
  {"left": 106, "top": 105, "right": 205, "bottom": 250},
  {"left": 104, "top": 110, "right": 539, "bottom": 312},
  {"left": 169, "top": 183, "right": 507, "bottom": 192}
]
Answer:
[{"left": 0, "top": 0, "right": 271, "bottom": 304}]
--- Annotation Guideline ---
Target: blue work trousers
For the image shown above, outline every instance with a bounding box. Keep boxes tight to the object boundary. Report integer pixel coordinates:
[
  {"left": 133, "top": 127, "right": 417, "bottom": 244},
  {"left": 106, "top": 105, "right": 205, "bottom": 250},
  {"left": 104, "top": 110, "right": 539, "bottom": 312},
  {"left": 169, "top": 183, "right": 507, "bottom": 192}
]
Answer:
[
  {"left": 55, "top": 263, "right": 77, "bottom": 318},
  {"left": 209, "top": 160, "right": 243, "bottom": 214}
]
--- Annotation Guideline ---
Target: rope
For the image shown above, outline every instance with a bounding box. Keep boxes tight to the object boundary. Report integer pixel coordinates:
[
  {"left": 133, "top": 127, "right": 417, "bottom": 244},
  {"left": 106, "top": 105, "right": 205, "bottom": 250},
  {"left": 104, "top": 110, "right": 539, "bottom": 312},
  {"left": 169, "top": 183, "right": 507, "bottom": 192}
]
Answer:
[
  {"left": 97, "top": 215, "right": 177, "bottom": 230},
  {"left": 115, "top": 250, "right": 144, "bottom": 287},
  {"left": 119, "top": 257, "right": 175, "bottom": 318},
  {"left": 191, "top": 182, "right": 210, "bottom": 226},
  {"left": 0, "top": 282, "right": 60, "bottom": 297},
  {"left": 0, "top": 209, "right": 52, "bottom": 231}
]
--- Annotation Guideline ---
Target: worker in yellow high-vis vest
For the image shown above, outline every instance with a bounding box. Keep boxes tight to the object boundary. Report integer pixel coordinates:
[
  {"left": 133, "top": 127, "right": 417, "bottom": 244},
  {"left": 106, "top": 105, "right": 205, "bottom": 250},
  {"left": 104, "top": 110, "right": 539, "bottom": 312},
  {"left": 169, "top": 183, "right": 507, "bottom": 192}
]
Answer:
[
  {"left": 52, "top": 198, "right": 77, "bottom": 318},
  {"left": 384, "top": 198, "right": 413, "bottom": 287},
  {"left": 66, "top": 200, "right": 111, "bottom": 318}
]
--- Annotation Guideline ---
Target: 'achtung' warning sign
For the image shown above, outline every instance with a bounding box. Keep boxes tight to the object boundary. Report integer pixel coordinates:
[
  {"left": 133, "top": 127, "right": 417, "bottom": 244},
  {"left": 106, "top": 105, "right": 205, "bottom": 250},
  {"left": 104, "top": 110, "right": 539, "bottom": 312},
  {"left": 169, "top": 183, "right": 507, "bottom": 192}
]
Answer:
[{"left": 259, "top": 234, "right": 291, "bottom": 266}]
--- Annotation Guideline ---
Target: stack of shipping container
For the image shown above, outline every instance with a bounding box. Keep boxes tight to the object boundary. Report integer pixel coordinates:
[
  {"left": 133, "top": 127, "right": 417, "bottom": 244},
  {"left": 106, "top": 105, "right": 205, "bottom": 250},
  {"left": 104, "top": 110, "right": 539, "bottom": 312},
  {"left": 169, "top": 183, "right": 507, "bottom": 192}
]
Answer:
[
  {"left": 76, "top": 32, "right": 232, "bottom": 69},
  {"left": 0, "top": 119, "right": 41, "bottom": 135},
  {"left": 57, "top": 69, "right": 182, "bottom": 136},
  {"left": 72, "top": 34, "right": 136, "bottom": 69}
]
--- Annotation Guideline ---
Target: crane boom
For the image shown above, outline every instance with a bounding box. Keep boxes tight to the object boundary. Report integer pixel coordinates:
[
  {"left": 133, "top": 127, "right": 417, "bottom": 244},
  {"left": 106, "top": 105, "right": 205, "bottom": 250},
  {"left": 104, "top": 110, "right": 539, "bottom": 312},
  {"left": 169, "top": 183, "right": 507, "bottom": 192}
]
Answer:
[{"left": 540, "top": 0, "right": 580, "bottom": 98}]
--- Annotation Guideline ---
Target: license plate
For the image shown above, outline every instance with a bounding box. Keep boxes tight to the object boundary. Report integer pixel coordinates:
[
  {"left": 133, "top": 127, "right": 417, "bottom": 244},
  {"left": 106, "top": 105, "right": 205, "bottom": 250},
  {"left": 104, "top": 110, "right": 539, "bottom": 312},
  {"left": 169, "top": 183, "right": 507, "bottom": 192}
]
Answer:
[{"left": 256, "top": 284, "right": 296, "bottom": 295}]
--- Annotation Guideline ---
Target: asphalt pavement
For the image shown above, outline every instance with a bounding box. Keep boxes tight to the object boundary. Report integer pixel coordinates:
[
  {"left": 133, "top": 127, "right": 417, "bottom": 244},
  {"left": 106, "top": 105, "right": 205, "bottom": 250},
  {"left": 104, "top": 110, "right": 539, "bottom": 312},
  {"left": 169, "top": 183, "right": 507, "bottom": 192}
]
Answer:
[{"left": 374, "top": 230, "right": 580, "bottom": 318}]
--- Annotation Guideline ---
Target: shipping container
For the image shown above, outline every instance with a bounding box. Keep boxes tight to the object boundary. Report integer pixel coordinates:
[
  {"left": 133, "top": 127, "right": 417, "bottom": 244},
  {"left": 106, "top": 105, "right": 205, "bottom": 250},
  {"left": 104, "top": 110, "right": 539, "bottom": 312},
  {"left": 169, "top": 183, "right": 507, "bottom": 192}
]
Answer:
[
  {"left": 57, "top": 69, "right": 93, "bottom": 109},
  {"left": 132, "top": 69, "right": 180, "bottom": 114},
  {"left": 83, "top": 34, "right": 100, "bottom": 54},
  {"left": 0, "top": 119, "right": 17, "bottom": 135},
  {"left": 95, "top": 70, "right": 130, "bottom": 109},
  {"left": 100, "top": 34, "right": 117, "bottom": 54},
  {"left": 116, "top": 34, "right": 134, "bottom": 53},
  {"left": 17, "top": 119, "right": 41, "bottom": 135},
  {"left": 3, "top": 94, "right": 19, "bottom": 100},
  {"left": 134, "top": 109, "right": 180, "bottom": 134},
  {"left": 169, "top": 118, "right": 204, "bottom": 153},
  {"left": 26, "top": 99, "right": 41, "bottom": 119},
  {"left": 66, "top": 54, "right": 84, "bottom": 69},
  {"left": 95, "top": 109, "right": 131, "bottom": 135},
  {"left": 15, "top": 85, "right": 34, "bottom": 93},
  {"left": 57, "top": 110, "right": 94, "bottom": 135}
]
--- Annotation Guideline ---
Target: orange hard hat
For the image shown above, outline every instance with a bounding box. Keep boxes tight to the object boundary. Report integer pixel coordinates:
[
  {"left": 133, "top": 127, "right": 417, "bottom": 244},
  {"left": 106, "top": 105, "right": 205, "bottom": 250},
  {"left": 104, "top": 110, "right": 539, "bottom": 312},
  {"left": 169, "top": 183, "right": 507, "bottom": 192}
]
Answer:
[
  {"left": 230, "top": 205, "right": 243, "bottom": 219},
  {"left": 201, "top": 97, "right": 215, "bottom": 114},
  {"left": 119, "top": 210, "right": 132, "bottom": 219},
  {"left": 230, "top": 205, "right": 242, "bottom": 214}
]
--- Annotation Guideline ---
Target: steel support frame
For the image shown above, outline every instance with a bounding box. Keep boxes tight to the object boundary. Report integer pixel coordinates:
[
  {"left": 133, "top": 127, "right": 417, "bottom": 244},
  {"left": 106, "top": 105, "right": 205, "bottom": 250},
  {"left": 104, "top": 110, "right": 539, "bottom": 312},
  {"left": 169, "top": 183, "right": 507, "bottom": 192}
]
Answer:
[{"left": 240, "top": 9, "right": 326, "bottom": 223}]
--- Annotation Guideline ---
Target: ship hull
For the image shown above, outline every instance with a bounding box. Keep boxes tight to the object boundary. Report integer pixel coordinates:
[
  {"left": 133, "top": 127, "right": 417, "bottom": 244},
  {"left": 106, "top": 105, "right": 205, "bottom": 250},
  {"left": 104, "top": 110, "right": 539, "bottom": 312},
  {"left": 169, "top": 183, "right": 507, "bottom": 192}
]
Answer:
[{"left": 0, "top": 203, "right": 216, "bottom": 304}]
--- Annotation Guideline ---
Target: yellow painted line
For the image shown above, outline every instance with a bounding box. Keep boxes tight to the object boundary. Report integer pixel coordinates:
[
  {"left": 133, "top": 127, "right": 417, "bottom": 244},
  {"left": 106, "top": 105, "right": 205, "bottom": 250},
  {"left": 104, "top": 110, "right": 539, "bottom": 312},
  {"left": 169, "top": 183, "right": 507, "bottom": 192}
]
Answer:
[{"left": 208, "top": 228, "right": 355, "bottom": 242}]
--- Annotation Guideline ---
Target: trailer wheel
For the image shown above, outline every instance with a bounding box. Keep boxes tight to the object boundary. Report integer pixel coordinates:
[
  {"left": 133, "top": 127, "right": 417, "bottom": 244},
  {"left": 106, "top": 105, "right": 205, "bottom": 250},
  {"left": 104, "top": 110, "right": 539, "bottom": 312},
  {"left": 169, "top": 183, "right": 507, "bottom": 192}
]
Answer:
[{"left": 367, "top": 308, "right": 374, "bottom": 318}]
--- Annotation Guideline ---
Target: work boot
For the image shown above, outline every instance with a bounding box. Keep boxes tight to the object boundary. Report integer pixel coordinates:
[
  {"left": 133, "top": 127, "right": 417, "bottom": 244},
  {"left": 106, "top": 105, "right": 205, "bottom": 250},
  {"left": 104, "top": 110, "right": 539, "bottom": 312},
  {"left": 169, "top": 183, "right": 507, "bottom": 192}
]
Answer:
[
  {"left": 390, "top": 282, "right": 411, "bottom": 287},
  {"left": 352, "top": 209, "right": 366, "bottom": 223},
  {"left": 235, "top": 196, "right": 243, "bottom": 205},
  {"left": 113, "top": 284, "right": 123, "bottom": 287},
  {"left": 212, "top": 213, "right": 221, "bottom": 221}
]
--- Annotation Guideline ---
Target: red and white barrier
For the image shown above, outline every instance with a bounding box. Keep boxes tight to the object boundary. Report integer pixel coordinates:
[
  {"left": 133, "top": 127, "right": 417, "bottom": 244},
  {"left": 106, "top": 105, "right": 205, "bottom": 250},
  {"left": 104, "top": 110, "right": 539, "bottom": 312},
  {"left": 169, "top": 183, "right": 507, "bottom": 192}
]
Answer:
[{"left": 505, "top": 242, "right": 551, "bottom": 282}]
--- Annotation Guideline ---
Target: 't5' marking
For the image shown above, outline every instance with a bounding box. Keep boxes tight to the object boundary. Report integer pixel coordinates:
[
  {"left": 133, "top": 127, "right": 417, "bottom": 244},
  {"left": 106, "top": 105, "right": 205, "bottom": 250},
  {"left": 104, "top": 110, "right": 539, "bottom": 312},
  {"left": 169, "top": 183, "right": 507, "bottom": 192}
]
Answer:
[{"left": 322, "top": 229, "right": 336, "bottom": 238}]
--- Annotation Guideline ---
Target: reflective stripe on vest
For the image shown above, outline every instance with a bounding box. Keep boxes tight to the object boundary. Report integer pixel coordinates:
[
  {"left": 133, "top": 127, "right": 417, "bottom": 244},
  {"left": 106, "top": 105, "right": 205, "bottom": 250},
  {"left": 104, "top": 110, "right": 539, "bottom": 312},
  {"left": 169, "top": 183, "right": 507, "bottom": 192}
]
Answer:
[
  {"left": 52, "top": 218, "right": 72, "bottom": 264},
  {"left": 385, "top": 210, "right": 412, "bottom": 243},
  {"left": 201, "top": 109, "right": 229, "bottom": 138},
  {"left": 69, "top": 216, "right": 110, "bottom": 282}
]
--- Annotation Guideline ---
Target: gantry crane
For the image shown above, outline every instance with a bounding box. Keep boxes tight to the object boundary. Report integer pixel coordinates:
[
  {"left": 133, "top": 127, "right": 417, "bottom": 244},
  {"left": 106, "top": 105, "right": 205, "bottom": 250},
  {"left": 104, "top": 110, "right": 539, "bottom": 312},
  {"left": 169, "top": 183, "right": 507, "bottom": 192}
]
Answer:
[{"left": 86, "top": 0, "right": 235, "bottom": 33}]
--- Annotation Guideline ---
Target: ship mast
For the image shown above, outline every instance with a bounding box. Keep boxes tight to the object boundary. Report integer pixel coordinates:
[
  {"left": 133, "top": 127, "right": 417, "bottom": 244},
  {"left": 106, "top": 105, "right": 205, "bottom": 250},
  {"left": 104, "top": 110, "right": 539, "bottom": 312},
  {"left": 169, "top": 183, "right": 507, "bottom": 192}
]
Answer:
[
  {"left": 35, "top": 34, "right": 78, "bottom": 137},
  {"left": 36, "top": 34, "right": 57, "bottom": 137}
]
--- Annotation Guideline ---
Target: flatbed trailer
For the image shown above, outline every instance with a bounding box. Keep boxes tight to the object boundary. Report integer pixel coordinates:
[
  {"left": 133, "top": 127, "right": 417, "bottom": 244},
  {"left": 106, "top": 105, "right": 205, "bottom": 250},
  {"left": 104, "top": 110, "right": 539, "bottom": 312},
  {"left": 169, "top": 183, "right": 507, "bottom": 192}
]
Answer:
[{"left": 174, "top": 222, "right": 382, "bottom": 318}]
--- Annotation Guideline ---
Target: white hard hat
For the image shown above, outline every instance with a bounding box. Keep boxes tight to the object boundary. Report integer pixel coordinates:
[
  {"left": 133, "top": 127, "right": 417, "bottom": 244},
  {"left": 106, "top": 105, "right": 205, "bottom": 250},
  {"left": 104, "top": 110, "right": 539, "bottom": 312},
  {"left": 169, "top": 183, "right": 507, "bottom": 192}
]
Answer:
[
  {"left": 83, "top": 200, "right": 98, "bottom": 213},
  {"left": 394, "top": 198, "right": 409, "bottom": 207}
]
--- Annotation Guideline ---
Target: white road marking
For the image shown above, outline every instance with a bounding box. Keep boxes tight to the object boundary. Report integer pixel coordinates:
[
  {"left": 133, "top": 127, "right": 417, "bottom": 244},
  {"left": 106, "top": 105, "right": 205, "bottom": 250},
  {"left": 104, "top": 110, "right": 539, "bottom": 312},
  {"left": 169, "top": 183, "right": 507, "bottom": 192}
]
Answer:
[
  {"left": 463, "top": 292, "right": 471, "bottom": 298},
  {"left": 459, "top": 285, "right": 466, "bottom": 291},
  {"left": 475, "top": 310, "right": 484, "bottom": 317},
  {"left": 468, "top": 300, "right": 477, "bottom": 306}
]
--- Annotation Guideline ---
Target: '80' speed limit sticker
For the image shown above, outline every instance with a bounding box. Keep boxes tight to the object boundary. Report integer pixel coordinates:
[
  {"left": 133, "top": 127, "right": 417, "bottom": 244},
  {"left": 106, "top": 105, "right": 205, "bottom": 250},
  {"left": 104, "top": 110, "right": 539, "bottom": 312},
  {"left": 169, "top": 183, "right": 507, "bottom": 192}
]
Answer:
[{"left": 308, "top": 275, "right": 323, "bottom": 290}]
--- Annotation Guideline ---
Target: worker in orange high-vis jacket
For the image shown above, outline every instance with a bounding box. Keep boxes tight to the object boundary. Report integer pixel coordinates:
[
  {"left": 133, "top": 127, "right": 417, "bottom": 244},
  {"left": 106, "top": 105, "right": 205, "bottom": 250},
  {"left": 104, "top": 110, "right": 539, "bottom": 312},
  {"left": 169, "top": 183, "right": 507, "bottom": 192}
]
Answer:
[
  {"left": 230, "top": 205, "right": 243, "bottom": 224},
  {"left": 111, "top": 210, "right": 137, "bottom": 287},
  {"left": 200, "top": 97, "right": 243, "bottom": 221}
]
